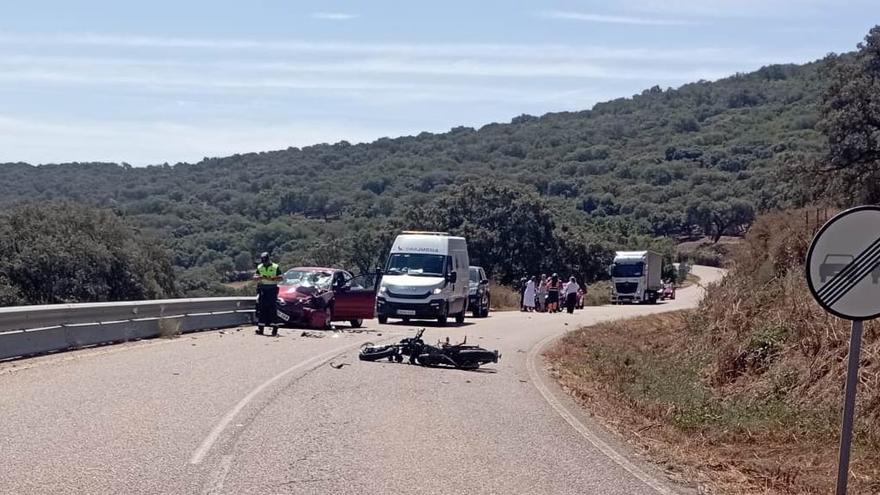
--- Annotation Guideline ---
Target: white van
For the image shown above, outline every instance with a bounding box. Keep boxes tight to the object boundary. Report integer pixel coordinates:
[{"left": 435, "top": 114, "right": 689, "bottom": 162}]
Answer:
[{"left": 377, "top": 232, "right": 470, "bottom": 325}]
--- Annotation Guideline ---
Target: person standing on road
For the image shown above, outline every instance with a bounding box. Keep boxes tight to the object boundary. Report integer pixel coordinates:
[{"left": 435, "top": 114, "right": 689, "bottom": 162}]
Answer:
[
  {"left": 254, "top": 252, "right": 283, "bottom": 336},
  {"left": 519, "top": 277, "right": 528, "bottom": 311},
  {"left": 564, "top": 276, "right": 581, "bottom": 314},
  {"left": 523, "top": 276, "right": 537, "bottom": 312},
  {"left": 536, "top": 274, "right": 548, "bottom": 312},
  {"left": 546, "top": 273, "right": 561, "bottom": 313}
]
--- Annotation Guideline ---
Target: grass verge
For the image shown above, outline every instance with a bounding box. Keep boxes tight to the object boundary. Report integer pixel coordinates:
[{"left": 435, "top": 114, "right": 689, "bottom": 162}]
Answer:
[{"left": 544, "top": 311, "right": 873, "bottom": 494}]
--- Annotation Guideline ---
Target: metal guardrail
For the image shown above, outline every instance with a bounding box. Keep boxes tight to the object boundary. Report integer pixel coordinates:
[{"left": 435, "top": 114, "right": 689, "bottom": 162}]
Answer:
[{"left": 0, "top": 297, "right": 256, "bottom": 361}]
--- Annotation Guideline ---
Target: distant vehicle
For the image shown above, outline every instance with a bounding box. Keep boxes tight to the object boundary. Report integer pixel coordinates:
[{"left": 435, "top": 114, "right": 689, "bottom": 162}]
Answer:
[
  {"left": 468, "top": 266, "right": 490, "bottom": 318},
  {"left": 610, "top": 251, "right": 663, "bottom": 304},
  {"left": 377, "top": 232, "right": 470, "bottom": 326},
  {"left": 659, "top": 281, "right": 676, "bottom": 300},
  {"left": 276, "top": 267, "right": 377, "bottom": 329}
]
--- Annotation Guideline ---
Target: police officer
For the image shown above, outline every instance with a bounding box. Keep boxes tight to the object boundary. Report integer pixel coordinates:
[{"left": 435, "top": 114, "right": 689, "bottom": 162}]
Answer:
[{"left": 253, "top": 252, "right": 283, "bottom": 336}]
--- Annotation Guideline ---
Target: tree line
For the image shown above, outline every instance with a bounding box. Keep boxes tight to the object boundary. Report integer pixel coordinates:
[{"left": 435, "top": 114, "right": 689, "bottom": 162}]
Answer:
[{"left": 1, "top": 26, "right": 879, "bottom": 304}]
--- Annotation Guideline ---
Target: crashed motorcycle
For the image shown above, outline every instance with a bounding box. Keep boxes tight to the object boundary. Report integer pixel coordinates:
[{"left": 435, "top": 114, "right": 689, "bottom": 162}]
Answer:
[{"left": 359, "top": 328, "right": 500, "bottom": 370}]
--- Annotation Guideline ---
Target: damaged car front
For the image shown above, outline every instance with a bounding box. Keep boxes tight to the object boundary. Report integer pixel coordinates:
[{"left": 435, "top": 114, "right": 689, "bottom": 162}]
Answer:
[{"left": 276, "top": 269, "right": 335, "bottom": 329}]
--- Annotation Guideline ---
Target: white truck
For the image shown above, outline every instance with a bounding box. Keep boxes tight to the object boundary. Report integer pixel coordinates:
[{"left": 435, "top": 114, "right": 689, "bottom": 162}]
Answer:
[
  {"left": 610, "top": 250, "right": 663, "bottom": 304},
  {"left": 377, "top": 232, "right": 470, "bottom": 326}
]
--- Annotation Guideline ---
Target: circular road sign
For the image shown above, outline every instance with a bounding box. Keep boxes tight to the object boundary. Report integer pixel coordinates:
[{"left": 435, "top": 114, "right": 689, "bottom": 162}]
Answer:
[{"left": 807, "top": 205, "right": 880, "bottom": 321}]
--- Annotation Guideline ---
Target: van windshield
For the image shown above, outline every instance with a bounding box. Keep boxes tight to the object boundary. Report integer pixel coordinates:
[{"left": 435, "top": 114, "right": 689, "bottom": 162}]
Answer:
[
  {"left": 612, "top": 262, "right": 643, "bottom": 278},
  {"left": 386, "top": 254, "right": 446, "bottom": 277}
]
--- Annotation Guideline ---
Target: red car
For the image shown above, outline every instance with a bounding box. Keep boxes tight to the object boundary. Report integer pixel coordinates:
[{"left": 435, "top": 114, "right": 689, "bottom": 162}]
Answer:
[{"left": 276, "top": 267, "right": 377, "bottom": 329}]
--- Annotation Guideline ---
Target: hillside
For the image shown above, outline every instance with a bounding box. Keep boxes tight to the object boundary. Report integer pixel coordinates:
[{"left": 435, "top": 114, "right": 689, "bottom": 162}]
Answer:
[
  {"left": 0, "top": 57, "right": 831, "bottom": 294},
  {"left": 547, "top": 209, "right": 880, "bottom": 494}
]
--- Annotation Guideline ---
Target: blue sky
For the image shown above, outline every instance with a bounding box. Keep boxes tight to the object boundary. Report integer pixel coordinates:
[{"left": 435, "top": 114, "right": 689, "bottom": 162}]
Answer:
[{"left": 0, "top": 0, "right": 875, "bottom": 165}]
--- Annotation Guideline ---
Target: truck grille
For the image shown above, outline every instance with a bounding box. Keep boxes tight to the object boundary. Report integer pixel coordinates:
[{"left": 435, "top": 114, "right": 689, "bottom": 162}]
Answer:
[{"left": 615, "top": 282, "right": 638, "bottom": 294}]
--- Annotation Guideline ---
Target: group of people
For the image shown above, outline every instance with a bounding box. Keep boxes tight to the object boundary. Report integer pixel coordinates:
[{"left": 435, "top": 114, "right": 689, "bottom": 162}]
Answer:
[{"left": 519, "top": 273, "right": 583, "bottom": 314}]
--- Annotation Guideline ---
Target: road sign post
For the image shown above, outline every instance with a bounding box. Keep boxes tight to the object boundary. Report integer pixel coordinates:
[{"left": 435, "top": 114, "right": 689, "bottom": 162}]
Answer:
[
  {"left": 836, "top": 320, "right": 862, "bottom": 495},
  {"left": 805, "top": 206, "right": 880, "bottom": 495}
]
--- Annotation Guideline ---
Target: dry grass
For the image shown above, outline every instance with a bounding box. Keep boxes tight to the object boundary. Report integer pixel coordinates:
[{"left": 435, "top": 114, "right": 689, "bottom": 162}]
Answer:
[
  {"left": 158, "top": 317, "right": 181, "bottom": 338},
  {"left": 546, "top": 208, "right": 880, "bottom": 494},
  {"left": 677, "top": 236, "right": 741, "bottom": 268},
  {"left": 490, "top": 282, "right": 522, "bottom": 311},
  {"left": 584, "top": 280, "right": 612, "bottom": 306}
]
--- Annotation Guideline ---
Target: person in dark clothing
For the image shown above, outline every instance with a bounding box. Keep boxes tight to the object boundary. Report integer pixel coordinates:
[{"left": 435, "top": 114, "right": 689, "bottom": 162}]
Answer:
[
  {"left": 254, "top": 252, "right": 283, "bottom": 336},
  {"left": 546, "top": 273, "right": 561, "bottom": 313},
  {"left": 519, "top": 277, "right": 528, "bottom": 311},
  {"left": 564, "top": 276, "right": 581, "bottom": 314}
]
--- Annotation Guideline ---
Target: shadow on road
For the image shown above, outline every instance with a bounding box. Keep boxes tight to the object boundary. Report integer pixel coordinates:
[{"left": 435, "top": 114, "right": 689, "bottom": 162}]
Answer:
[{"left": 386, "top": 320, "right": 475, "bottom": 328}]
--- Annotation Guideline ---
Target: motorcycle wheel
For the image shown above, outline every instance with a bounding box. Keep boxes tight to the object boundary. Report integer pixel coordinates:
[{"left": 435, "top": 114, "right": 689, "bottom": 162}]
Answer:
[
  {"left": 359, "top": 346, "right": 397, "bottom": 361},
  {"left": 455, "top": 349, "right": 498, "bottom": 366}
]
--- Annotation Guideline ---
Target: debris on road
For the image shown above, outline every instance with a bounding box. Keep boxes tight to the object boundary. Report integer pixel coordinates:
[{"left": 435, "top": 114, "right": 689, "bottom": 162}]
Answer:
[
  {"left": 300, "top": 331, "right": 325, "bottom": 338},
  {"left": 329, "top": 362, "right": 350, "bottom": 369}
]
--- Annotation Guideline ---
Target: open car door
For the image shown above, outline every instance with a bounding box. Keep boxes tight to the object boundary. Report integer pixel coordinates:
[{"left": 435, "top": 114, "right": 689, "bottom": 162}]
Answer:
[{"left": 332, "top": 272, "right": 377, "bottom": 321}]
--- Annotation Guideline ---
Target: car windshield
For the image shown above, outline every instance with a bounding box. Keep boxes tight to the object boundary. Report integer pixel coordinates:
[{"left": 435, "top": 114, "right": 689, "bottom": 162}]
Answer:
[
  {"left": 281, "top": 270, "right": 333, "bottom": 290},
  {"left": 386, "top": 254, "right": 446, "bottom": 276},
  {"left": 612, "top": 262, "right": 644, "bottom": 278}
]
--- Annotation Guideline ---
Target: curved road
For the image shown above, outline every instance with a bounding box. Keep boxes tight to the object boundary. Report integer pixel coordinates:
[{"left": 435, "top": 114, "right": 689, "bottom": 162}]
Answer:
[{"left": 0, "top": 266, "right": 723, "bottom": 495}]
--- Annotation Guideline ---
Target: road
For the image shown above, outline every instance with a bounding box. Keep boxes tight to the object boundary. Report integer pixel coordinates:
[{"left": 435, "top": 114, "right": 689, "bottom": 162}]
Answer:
[{"left": 0, "top": 266, "right": 723, "bottom": 495}]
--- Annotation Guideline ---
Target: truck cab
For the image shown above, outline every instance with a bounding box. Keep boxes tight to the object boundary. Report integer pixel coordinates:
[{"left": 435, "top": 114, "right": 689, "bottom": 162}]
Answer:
[
  {"left": 610, "top": 250, "right": 662, "bottom": 304},
  {"left": 376, "top": 232, "right": 470, "bottom": 326}
]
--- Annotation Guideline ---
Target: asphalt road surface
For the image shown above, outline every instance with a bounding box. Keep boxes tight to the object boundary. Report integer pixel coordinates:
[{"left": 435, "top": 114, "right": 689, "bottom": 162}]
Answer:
[{"left": 0, "top": 266, "right": 723, "bottom": 495}]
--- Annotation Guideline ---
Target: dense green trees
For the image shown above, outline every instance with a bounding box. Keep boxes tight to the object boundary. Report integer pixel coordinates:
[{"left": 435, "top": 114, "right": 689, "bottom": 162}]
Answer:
[
  {"left": 3, "top": 28, "right": 870, "bottom": 301},
  {"left": 403, "top": 182, "right": 603, "bottom": 283},
  {"left": 818, "top": 26, "right": 880, "bottom": 204},
  {"left": 0, "top": 203, "right": 176, "bottom": 305}
]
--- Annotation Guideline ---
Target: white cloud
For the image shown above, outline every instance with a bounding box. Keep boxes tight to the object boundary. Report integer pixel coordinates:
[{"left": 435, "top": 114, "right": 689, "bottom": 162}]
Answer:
[
  {"left": 0, "top": 54, "right": 738, "bottom": 84},
  {"left": 310, "top": 12, "right": 357, "bottom": 21},
  {"left": 0, "top": 32, "right": 738, "bottom": 62},
  {"left": 540, "top": 10, "right": 696, "bottom": 26},
  {"left": 0, "top": 115, "right": 398, "bottom": 165}
]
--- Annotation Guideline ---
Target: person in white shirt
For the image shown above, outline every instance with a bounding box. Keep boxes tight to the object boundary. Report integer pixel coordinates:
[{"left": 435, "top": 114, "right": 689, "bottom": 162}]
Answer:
[
  {"left": 564, "top": 276, "right": 581, "bottom": 314},
  {"left": 536, "top": 274, "right": 548, "bottom": 312},
  {"left": 523, "top": 276, "right": 537, "bottom": 312}
]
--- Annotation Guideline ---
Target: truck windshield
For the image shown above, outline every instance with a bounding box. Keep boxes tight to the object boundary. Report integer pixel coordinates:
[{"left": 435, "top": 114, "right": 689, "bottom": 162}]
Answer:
[
  {"left": 612, "top": 262, "right": 643, "bottom": 278},
  {"left": 386, "top": 254, "right": 446, "bottom": 277}
]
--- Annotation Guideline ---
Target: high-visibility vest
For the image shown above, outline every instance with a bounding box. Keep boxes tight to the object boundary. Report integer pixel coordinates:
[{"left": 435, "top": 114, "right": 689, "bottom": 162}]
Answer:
[{"left": 257, "top": 263, "right": 280, "bottom": 285}]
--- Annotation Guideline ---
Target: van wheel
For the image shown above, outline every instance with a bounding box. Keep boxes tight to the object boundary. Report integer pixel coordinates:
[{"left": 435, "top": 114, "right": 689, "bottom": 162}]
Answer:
[
  {"left": 378, "top": 315, "right": 388, "bottom": 324},
  {"left": 350, "top": 319, "right": 363, "bottom": 328},
  {"left": 455, "top": 311, "right": 465, "bottom": 324}
]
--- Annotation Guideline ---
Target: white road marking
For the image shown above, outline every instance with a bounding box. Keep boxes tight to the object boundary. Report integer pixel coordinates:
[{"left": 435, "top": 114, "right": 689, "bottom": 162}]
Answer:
[
  {"left": 202, "top": 454, "right": 234, "bottom": 495},
  {"left": 190, "top": 339, "right": 369, "bottom": 465},
  {"left": 526, "top": 332, "right": 678, "bottom": 495}
]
